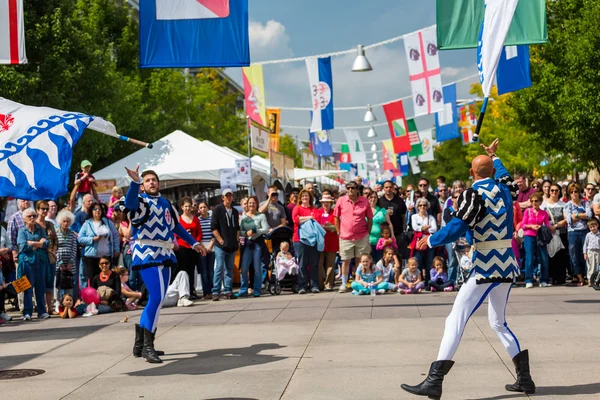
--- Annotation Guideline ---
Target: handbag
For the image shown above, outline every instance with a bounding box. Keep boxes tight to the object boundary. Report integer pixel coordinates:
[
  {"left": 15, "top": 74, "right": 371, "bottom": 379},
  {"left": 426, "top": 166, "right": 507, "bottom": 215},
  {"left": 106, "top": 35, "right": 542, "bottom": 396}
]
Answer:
[{"left": 546, "top": 208, "right": 565, "bottom": 257}]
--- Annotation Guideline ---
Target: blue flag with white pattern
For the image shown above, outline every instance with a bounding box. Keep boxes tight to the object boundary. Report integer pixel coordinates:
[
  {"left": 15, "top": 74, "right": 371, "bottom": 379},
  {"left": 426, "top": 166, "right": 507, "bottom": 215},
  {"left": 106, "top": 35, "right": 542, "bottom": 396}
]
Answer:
[
  {"left": 497, "top": 45, "right": 532, "bottom": 95},
  {"left": 434, "top": 84, "right": 459, "bottom": 142}
]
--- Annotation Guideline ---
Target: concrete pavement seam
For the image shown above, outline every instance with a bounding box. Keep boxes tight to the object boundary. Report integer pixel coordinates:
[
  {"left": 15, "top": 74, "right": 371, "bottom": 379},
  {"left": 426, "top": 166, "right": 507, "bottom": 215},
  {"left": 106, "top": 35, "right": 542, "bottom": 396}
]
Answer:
[{"left": 278, "top": 294, "right": 335, "bottom": 400}]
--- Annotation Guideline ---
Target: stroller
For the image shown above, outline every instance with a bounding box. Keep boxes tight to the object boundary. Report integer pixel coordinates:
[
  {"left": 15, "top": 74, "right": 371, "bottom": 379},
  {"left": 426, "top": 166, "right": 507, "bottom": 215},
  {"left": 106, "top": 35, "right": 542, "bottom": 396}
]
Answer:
[{"left": 264, "top": 226, "right": 298, "bottom": 295}]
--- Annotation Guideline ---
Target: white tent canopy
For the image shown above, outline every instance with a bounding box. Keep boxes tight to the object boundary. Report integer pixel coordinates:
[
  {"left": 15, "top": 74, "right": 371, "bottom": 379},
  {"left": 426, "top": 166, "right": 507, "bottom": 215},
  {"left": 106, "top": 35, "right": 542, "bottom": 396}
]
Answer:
[
  {"left": 293, "top": 168, "right": 345, "bottom": 181},
  {"left": 95, "top": 130, "right": 267, "bottom": 187}
]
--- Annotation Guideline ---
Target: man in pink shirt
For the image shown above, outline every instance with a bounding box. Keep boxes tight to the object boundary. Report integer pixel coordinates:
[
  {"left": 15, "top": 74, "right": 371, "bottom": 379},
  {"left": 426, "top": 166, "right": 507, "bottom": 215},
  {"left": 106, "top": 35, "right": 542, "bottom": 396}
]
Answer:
[{"left": 334, "top": 181, "right": 373, "bottom": 292}]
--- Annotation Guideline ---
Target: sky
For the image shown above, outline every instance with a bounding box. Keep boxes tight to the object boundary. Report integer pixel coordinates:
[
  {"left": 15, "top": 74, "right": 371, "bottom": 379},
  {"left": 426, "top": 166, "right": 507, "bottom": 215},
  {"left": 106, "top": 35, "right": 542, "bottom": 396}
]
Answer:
[{"left": 225, "top": 0, "right": 480, "bottom": 154}]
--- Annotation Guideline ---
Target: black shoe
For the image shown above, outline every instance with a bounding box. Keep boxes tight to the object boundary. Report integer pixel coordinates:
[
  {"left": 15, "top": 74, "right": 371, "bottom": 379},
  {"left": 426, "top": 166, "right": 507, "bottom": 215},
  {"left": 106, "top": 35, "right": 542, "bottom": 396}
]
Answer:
[
  {"left": 133, "top": 324, "right": 143, "bottom": 357},
  {"left": 141, "top": 328, "right": 163, "bottom": 364},
  {"left": 505, "top": 350, "right": 536, "bottom": 394},
  {"left": 401, "top": 360, "right": 455, "bottom": 400}
]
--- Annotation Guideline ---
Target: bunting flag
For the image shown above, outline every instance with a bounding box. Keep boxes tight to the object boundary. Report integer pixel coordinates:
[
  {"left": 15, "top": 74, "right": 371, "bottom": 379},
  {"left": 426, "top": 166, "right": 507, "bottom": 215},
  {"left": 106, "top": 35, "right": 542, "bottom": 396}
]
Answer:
[
  {"left": 0, "top": 0, "right": 27, "bottom": 64},
  {"left": 417, "top": 129, "right": 435, "bottom": 162},
  {"left": 434, "top": 84, "right": 460, "bottom": 142},
  {"left": 306, "top": 57, "right": 334, "bottom": 132},
  {"left": 407, "top": 119, "right": 423, "bottom": 157},
  {"left": 497, "top": 45, "right": 532, "bottom": 95},
  {"left": 266, "top": 107, "right": 280, "bottom": 152},
  {"left": 408, "top": 156, "right": 421, "bottom": 175},
  {"left": 478, "top": 0, "right": 520, "bottom": 97},
  {"left": 404, "top": 26, "right": 444, "bottom": 116},
  {"left": 339, "top": 144, "right": 352, "bottom": 163},
  {"left": 398, "top": 153, "right": 410, "bottom": 176},
  {"left": 0, "top": 98, "right": 117, "bottom": 200},
  {"left": 382, "top": 140, "right": 397, "bottom": 171},
  {"left": 343, "top": 129, "right": 366, "bottom": 164},
  {"left": 309, "top": 130, "right": 333, "bottom": 157},
  {"left": 382, "top": 100, "right": 411, "bottom": 154},
  {"left": 459, "top": 102, "right": 477, "bottom": 145},
  {"left": 242, "top": 65, "right": 266, "bottom": 126},
  {"left": 139, "top": 0, "right": 249, "bottom": 68},
  {"left": 436, "top": 0, "right": 547, "bottom": 50}
]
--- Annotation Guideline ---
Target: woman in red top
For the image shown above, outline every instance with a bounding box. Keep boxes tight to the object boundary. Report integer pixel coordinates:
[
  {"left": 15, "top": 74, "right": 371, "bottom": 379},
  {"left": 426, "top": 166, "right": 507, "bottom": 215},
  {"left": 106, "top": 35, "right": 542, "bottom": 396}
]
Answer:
[
  {"left": 317, "top": 192, "right": 339, "bottom": 291},
  {"left": 292, "top": 189, "right": 321, "bottom": 294},
  {"left": 174, "top": 197, "right": 206, "bottom": 299}
]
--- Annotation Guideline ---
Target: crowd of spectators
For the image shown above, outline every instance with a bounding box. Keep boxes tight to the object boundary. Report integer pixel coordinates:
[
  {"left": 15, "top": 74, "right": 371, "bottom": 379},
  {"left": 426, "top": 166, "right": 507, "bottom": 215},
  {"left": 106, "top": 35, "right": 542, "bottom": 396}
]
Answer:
[{"left": 1, "top": 161, "right": 599, "bottom": 325}]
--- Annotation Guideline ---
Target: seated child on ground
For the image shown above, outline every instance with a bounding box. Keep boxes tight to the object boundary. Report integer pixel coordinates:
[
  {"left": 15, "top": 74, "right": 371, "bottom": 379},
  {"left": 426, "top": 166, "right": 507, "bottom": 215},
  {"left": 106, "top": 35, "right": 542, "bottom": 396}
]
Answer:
[
  {"left": 376, "top": 225, "right": 398, "bottom": 252},
  {"left": 59, "top": 293, "right": 78, "bottom": 319},
  {"left": 275, "top": 241, "right": 298, "bottom": 281},
  {"left": 428, "top": 256, "right": 454, "bottom": 292},
  {"left": 351, "top": 254, "right": 385, "bottom": 295},
  {"left": 375, "top": 247, "right": 399, "bottom": 292},
  {"left": 459, "top": 243, "right": 473, "bottom": 274},
  {"left": 398, "top": 257, "right": 425, "bottom": 294},
  {"left": 114, "top": 266, "right": 142, "bottom": 310}
]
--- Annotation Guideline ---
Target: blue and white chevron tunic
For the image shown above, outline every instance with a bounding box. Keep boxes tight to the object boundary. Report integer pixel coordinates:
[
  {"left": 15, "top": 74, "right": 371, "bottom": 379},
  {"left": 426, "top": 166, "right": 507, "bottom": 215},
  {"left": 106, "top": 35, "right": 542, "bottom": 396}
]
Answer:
[
  {"left": 429, "top": 157, "right": 520, "bottom": 284},
  {"left": 125, "top": 181, "right": 197, "bottom": 270}
]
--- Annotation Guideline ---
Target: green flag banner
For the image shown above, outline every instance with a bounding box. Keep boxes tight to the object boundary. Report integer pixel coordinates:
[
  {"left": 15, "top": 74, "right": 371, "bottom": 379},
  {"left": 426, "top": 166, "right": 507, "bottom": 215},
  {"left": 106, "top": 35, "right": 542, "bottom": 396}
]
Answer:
[
  {"left": 436, "top": 0, "right": 547, "bottom": 50},
  {"left": 407, "top": 119, "right": 423, "bottom": 157}
]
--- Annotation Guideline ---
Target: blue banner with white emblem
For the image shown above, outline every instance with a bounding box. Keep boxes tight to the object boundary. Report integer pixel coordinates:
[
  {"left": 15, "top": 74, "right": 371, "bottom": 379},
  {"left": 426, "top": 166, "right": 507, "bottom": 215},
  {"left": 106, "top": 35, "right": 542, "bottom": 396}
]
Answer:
[
  {"left": 139, "top": 0, "right": 250, "bottom": 68},
  {"left": 497, "top": 45, "right": 532, "bottom": 95},
  {"left": 434, "top": 84, "right": 459, "bottom": 142}
]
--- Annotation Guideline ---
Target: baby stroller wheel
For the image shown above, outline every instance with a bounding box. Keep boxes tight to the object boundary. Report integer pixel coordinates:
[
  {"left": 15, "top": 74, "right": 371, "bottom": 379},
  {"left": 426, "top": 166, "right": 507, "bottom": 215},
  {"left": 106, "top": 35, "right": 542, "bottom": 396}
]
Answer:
[
  {"left": 269, "top": 285, "right": 276, "bottom": 295},
  {"left": 292, "top": 283, "right": 299, "bottom": 293},
  {"left": 275, "top": 284, "right": 282, "bottom": 295}
]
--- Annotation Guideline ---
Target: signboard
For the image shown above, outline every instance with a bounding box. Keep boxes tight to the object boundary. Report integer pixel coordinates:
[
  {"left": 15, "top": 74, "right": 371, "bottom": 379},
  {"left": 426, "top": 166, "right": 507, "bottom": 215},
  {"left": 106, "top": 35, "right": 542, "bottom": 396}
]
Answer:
[
  {"left": 235, "top": 159, "right": 251, "bottom": 184},
  {"left": 250, "top": 121, "right": 269, "bottom": 154},
  {"left": 267, "top": 107, "right": 281, "bottom": 152},
  {"left": 270, "top": 151, "right": 285, "bottom": 180},
  {"left": 96, "top": 179, "right": 117, "bottom": 204},
  {"left": 11, "top": 276, "right": 32, "bottom": 294},
  {"left": 284, "top": 155, "right": 294, "bottom": 181},
  {"left": 220, "top": 168, "right": 237, "bottom": 192},
  {"left": 302, "top": 150, "right": 316, "bottom": 169}
]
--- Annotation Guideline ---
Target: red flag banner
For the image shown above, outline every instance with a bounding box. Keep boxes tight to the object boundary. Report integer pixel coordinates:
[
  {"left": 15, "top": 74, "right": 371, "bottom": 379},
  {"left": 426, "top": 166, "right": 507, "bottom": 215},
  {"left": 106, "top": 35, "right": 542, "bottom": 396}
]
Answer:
[{"left": 382, "top": 100, "right": 411, "bottom": 154}]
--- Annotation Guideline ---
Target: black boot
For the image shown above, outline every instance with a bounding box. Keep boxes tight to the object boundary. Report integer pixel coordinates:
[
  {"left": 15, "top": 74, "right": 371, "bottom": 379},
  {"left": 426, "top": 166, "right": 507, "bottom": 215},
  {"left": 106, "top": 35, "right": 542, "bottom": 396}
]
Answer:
[
  {"left": 132, "top": 324, "right": 144, "bottom": 357},
  {"left": 401, "top": 360, "right": 455, "bottom": 400},
  {"left": 505, "top": 350, "right": 535, "bottom": 394},
  {"left": 141, "top": 328, "right": 163, "bottom": 364}
]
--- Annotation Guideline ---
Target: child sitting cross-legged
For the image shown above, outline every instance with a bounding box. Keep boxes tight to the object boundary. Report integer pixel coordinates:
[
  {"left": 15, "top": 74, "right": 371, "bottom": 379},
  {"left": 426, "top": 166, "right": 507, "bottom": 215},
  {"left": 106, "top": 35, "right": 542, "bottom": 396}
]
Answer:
[
  {"left": 375, "top": 246, "right": 400, "bottom": 293},
  {"left": 351, "top": 254, "right": 386, "bottom": 295},
  {"left": 397, "top": 257, "right": 425, "bottom": 294},
  {"left": 428, "top": 256, "right": 454, "bottom": 292},
  {"left": 114, "top": 266, "right": 142, "bottom": 310}
]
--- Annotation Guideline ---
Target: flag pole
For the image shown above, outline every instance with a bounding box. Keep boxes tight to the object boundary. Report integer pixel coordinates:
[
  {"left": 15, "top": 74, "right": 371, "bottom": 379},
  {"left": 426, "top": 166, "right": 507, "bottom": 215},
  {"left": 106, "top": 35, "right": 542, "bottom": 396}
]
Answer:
[
  {"left": 246, "top": 115, "right": 253, "bottom": 195},
  {"left": 88, "top": 118, "right": 153, "bottom": 148},
  {"left": 473, "top": 97, "right": 489, "bottom": 142}
]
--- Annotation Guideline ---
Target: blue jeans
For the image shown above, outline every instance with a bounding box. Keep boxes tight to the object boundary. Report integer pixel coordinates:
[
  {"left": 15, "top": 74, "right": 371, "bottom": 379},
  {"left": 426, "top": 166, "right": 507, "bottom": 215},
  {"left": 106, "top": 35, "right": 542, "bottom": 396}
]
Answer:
[
  {"left": 446, "top": 242, "right": 458, "bottom": 283},
  {"left": 198, "top": 251, "right": 215, "bottom": 296},
  {"left": 23, "top": 264, "right": 47, "bottom": 317},
  {"left": 212, "top": 246, "right": 235, "bottom": 295},
  {"left": 524, "top": 236, "right": 549, "bottom": 284},
  {"left": 568, "top": 230, "right": 588, "bottom": 277},
  {"left": 239, "top": 243, "right": 262, "bottom": 295},
  {"left": 293, "top": 242, "right": 320, "bottom": 290},
  {"left": 414, "top": 248, "right": 434, "bottom": 281}
]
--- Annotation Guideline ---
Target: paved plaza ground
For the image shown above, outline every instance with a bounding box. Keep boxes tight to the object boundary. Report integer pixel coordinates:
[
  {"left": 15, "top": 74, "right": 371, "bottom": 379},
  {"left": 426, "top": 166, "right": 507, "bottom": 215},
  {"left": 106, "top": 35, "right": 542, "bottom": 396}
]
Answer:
[{"left": 1, "top": 286, "right": 600, "bottom": 400}]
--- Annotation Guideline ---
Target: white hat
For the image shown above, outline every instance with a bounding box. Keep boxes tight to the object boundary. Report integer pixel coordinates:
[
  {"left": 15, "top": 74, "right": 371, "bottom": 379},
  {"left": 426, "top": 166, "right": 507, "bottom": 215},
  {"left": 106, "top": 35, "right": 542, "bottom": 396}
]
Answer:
[{"left": 222, "top": 189, "right": 233, "bottom": 196}]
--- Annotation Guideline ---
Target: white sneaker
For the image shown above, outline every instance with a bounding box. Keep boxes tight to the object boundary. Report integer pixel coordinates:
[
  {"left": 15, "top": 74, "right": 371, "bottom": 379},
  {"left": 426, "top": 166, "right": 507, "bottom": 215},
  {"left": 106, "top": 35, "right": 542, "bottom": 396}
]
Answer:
[
  {"left": 39, "top": 313, "right": 50, "bottom": 319},
  {"left": 525, "top": 283, "right": 534, "bottom": 289},
  {"left": 338, "top": 285, "right": 348, "bottom": 293},
  {"left": 23, "top": 314, "right": 32, "bottom": 321},
  {"left": 377, "top": 289, "right": 386, "bottom": 294},
  {"left": 540, "top": 282, "right": 548, "bottom": 288},
  {"left": 0, "top": 311, "right": 12, "bottom": 321},
  {"left": 177, "top": 296, "right": 194, "bottom": 307}
]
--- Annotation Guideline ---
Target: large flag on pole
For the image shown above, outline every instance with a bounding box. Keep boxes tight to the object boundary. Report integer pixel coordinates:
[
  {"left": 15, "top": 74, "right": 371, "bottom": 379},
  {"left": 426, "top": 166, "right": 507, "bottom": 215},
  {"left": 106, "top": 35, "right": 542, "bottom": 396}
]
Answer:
[
  {"left": 407, "top": 119, "right": 423, "bottom": 157},
  {"left": 478, "top": 0, "right": 520, "bottom": 98},
  {"left": 436, "top": 0, "right": 547, "bottom": 50},
  {"left": 496, "top": 45, "right": 532, "bottom": 95},
  {"left": 343, "top": 129, "right": 366, "bottom": 164},
  {"left": 382, "top": 100, "right": 411, "bottom": 154},
  {"left": 404, "top": 26, "right": 444, "bottom": 116},
  {"left": 0, "top": 0, "right": 27, "bottom": 64},
  {"left": 242, "top": 65, "right": 266, "bottom": 126},
  {"left": 139, "top": 0, "right": 249, "bottom": 68},
  {"left": 0, "top": 98, "right": 117, "bottom": 200},
  {"left": 434, "top": 84, "right": 460, "bottom": 142},
  {"left": 306, "top": 57, "right": 334, "bottom": 132}
]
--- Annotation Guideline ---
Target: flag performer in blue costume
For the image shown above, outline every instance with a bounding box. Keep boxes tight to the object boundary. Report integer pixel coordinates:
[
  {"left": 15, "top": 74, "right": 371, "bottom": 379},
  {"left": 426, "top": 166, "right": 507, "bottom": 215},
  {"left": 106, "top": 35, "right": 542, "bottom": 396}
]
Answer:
[
  {"left": 124, "top": 165, "right": 204, "bottom": 364},
  {"left": 401, "top": 139, "right": 535, "bottom": 399}
]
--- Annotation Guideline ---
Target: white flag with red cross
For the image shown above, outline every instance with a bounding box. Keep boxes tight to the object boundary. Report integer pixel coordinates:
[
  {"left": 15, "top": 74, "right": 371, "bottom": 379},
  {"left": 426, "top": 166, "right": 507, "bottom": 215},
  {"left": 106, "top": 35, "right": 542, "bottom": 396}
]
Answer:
[
  {"left": 403, "top": 26, "right": 443, "bottom": 117},
  {"left": 0, "top": 0, "right": 27, "bottom": 64}
]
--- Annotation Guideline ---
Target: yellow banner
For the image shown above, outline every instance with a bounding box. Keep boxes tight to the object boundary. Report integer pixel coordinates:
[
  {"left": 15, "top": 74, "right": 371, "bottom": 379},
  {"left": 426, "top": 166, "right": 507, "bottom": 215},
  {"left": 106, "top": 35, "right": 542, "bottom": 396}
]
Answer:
[
  {"left": 242, "top": 65, "right": 267, "bottom": 126},
  {"left": 267, "top": 107, "right": 281, "bottom": 152}
]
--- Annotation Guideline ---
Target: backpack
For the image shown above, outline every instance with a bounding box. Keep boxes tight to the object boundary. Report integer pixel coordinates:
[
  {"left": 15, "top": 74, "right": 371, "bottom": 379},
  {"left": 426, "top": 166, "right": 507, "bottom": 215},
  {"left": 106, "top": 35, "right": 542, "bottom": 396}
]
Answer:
[{"left": 537, "top": 225, "right": 553, "bottom": 247}]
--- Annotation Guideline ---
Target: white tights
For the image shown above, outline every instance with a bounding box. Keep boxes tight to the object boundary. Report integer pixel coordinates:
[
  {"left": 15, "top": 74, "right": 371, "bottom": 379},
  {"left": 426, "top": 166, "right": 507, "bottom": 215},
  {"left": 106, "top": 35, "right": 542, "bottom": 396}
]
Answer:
[{"left": 437, "top": 277, "right": 521, "bottom": 361}]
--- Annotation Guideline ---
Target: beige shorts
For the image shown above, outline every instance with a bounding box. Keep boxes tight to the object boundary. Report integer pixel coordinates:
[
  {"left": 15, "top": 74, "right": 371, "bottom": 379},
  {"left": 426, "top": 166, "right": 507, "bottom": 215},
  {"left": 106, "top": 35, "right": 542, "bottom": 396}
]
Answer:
[{"left": 339, "top": 235, "right": 371, "bottom": 261}]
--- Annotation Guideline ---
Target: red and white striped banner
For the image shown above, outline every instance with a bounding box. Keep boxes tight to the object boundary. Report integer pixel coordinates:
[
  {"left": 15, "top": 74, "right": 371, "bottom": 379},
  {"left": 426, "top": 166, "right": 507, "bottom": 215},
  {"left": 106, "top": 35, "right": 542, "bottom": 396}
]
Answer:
[{"left": 0, "top": 0, "right": 27, "bottom": 64}]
